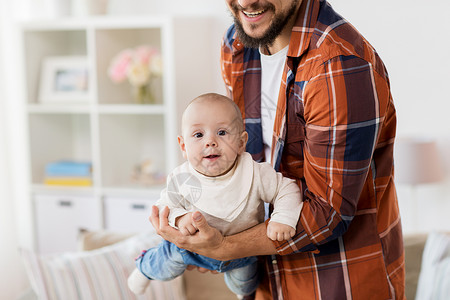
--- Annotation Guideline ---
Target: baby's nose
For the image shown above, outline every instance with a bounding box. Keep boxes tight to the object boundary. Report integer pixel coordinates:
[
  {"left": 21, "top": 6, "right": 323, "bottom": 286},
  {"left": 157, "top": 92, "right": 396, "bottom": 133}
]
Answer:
[{"left": 206, "top": 137, "right": 217, "bottom": 147}]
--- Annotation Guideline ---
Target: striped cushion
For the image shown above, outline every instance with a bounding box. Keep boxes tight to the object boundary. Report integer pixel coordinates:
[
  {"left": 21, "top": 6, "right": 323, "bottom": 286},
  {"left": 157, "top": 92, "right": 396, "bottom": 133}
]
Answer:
[
  {"left": 433, "top": 257, "right": 450, "bottom": 299},
  {"left": 20, "top": 232, "right": 186, "bottom": 300},
  {"left": 416, "top": 232, "right": 450, "bottom": 300}
]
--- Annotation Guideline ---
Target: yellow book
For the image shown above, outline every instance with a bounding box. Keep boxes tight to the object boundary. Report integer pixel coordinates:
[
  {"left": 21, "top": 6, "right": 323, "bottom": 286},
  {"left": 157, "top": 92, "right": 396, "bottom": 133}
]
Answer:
[{"left": 44, "top": 177, "right": 93, "bottom": 186}]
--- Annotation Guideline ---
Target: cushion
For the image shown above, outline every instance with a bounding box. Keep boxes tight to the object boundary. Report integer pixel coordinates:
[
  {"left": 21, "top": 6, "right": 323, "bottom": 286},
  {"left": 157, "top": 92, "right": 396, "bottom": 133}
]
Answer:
[
  {"left": 403, "top": 233, "right": 428, "bottom": 299},
  {"left": 415, "top": 232, "right": 450, "bottom": 300},
  {"left": 20, "top": 232, "right": 186, "bottom": 300},
  {"left": 432, "top": 257, "right": 450, "bottom": 298},
  {"left": 77, "top": 228, "right": 135, "bottom": 251},
  {"left": 77, "top": 230, "right": 237, "bottom": 300},
  {"left": 183, "top": 270, "right": 236, "bottom": 300}
]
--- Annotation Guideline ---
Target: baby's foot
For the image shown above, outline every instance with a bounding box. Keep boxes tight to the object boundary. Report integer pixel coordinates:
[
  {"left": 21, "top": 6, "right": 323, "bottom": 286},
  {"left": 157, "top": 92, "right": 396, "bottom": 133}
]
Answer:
[{"left": 128, "top": 269, "right": 150, "bottom": 295}]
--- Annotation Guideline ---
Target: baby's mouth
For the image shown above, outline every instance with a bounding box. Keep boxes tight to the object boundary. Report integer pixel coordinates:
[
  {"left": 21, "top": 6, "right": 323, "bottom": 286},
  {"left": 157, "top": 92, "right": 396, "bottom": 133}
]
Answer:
[{"left": 204, "top": 154, "right": 220, "bottom": 159}]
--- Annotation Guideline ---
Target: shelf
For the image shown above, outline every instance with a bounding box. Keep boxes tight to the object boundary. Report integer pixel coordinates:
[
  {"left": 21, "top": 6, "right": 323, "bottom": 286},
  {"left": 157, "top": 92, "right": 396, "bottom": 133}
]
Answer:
[
  {"left": 101, "top": 186, "right": 165, "bottom": 198},
  {"left": 27, "top": 103, "right": 91, "bottom": 114},
  {"left": 97, "top": 104, "right": 165, "bottom": 114},
  {"left": 20, "top": 16, "right": 172, "bottom": 31},
  {"left": 31, "top": 184, "right": 164, "bottom": 198},
  {"left": 27, "top": 103, "right": 166, "bottom": 114},
  {"left": 31, "top": 184, "right": 96, "bottom": 196}
]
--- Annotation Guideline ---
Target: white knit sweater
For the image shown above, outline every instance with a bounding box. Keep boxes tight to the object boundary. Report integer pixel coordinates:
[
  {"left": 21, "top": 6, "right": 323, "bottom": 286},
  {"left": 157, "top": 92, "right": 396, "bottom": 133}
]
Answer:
[{"left": 157, "top": 152, "right": 302, "bottom": 236}]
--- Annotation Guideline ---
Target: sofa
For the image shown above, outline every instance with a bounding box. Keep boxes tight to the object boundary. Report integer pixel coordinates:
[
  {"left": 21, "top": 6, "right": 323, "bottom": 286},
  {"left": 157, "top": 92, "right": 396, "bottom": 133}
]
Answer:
[
  {"left": 403, "top": 233, "right": 428, "bottom": 300},
  {"left": 19, "top": 231, "right": 447, "bottom": 300}
]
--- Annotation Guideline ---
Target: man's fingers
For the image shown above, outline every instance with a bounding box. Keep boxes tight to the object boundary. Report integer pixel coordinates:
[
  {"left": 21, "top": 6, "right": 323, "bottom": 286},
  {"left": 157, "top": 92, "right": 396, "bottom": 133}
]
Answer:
[
  {"left": 150, "top": 205, "right": 160, "bottom": 230},
  {"left": 186, "top": 266, "right": 218, "bottom": 274},
  {"left": 197, "top": 267, "right": 218, "bottom": 274},
  {"left": 187, "top": 225, "right": 197, "bottom": 235},
  {"left": 159, "top": 206, "right": 170, "bottom": 229},
  {"left": 192, "top": 211, "right": 208, "bottom": 230}
]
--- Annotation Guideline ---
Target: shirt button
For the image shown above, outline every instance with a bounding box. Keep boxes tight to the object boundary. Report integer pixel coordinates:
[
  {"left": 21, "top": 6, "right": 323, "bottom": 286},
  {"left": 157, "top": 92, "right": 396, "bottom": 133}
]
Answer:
[{"left": 272, "top": 259, "right": 277, "bottom": 265}]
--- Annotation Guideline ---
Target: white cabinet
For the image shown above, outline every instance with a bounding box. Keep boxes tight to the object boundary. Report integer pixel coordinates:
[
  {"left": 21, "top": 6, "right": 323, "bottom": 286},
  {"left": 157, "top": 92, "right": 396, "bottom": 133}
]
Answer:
[
  {"left": 20, "top": 16, "right": 219, "bottom": 254},
  {"left": 104, "top": 195, "right": 159, "bottom": 234},
  {"left": 35, "top": 195, "right": 102, "bottom": 253}
]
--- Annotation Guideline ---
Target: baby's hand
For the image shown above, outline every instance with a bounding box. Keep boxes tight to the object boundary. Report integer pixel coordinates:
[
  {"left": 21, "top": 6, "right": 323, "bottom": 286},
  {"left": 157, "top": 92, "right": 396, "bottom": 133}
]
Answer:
[
  {"left": 175, "top": 213, "right": 198, "bottom": 236},
  {"left": 267, "top": 222, "right": 295, "bottom": 241}
]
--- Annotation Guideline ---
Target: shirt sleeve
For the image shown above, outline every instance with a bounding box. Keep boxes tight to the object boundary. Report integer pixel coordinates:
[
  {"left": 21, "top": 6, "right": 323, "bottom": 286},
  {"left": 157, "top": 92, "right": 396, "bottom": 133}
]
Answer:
[
  {"left": 156, "top": 173, "right": 189, "bottom": 228},
  {"left": 256, "top": 162, "right": 303, "bottom": 229},
  {"left": 272, "top": 55, "right": 392, "bottom": 255}
]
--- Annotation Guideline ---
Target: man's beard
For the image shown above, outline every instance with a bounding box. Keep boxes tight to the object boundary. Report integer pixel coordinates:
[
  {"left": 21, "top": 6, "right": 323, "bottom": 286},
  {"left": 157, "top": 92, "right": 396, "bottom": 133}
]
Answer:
[{"left": 231, "top": 0, "right": 299, "bottom": 49}]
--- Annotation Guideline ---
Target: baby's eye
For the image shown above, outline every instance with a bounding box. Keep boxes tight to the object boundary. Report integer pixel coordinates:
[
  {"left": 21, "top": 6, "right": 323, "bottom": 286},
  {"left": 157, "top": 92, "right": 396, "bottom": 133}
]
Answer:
[
  {"left": 218, "top": 130, "right": 227, "bottom": 136},
  {"left": 193, "top": 132, "right": 203, "bottom": 138}
]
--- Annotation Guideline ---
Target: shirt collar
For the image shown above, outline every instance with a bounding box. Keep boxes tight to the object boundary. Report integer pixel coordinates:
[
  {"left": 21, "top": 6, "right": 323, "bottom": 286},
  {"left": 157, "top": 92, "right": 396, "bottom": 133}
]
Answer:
[{"left": 287, "top": 0, "right": 320, "bottom": 58}]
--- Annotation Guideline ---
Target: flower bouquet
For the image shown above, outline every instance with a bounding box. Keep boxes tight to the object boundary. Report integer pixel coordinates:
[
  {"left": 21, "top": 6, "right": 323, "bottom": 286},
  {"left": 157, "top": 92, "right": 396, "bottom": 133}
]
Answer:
[{"left": 108, "top": 45, "right": 162, "bottom": 104}]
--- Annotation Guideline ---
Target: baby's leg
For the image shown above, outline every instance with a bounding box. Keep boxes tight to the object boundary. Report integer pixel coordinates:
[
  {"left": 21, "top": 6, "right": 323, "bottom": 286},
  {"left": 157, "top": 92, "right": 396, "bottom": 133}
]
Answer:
[
  {"left": 224, "top": 261, "right": 260, "bottom": 296},
  {"left": 128, "top": 240, "right": 186, "bottom": 294},
  {"left": 137, "top": 240, "right": 187, "bottom": 280}
]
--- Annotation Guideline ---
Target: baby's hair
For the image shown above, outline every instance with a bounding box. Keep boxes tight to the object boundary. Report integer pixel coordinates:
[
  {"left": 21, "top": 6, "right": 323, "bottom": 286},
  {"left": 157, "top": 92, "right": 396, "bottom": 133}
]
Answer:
[{"left": 181, "top": 93, "right": 244, "bottom": 133}]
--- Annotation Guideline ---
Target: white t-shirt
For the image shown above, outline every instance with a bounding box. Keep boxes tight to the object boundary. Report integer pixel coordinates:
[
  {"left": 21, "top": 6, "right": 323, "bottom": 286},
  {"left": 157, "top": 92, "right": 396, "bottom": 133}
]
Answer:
[{"left": 259, "top": 45, "right": 289, "bottom": 164}]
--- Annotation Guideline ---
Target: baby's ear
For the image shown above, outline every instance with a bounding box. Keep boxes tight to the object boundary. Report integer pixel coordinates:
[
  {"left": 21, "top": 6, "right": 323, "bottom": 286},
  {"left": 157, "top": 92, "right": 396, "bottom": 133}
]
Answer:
[
  {"left": 238, "top": 131, "right": 248, "bottom": 154},
  {"left": 177, "top": 136, "right": 187, "bottom": 158}
]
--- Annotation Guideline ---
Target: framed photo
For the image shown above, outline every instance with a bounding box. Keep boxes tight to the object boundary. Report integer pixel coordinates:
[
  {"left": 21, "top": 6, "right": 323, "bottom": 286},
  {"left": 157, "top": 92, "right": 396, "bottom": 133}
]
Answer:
[{"left": 39, "top": 56, "right": 90, "bottom": 103}]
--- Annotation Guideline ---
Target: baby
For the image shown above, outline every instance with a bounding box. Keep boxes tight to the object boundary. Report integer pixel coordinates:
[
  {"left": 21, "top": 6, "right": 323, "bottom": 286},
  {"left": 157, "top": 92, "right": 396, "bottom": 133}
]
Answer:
[{"left": 128, "top": 93, "right": 302, "bottom": 297}]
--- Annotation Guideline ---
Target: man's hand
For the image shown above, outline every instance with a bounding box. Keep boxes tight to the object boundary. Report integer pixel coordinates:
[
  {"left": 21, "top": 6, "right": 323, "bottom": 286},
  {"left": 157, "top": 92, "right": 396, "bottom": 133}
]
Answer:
[
  {"left": 150, "top": 205, "right": 226, "bottom": 260},
  {"left": 186, "top": 265, "right": 219, "bottom": 274},
  {"left": 266, "top": 221, "right": 295, "bottom": 241}
]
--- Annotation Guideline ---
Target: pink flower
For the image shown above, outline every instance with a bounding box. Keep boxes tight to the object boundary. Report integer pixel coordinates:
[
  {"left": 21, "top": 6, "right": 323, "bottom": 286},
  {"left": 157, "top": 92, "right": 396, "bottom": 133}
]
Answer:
[
  {"left": 108, "top": 45, "right": 162, "bottom": 87},
  {"left": 134, "top": 45, "right": 158, "bottom": 65},
  {"left": 108, "top": 49, "right": 134, "bottom": 83}
]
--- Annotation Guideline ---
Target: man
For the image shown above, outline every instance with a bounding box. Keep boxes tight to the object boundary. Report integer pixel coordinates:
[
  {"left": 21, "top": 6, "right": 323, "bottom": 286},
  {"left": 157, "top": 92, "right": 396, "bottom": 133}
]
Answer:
[{"left": 151, "top": 0, "right": 405, "bottom": 299}]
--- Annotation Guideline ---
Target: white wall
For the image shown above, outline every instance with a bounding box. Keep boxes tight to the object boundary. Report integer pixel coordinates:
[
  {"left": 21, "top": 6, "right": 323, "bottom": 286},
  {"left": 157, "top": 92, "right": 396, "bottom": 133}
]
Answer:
[
  {"left": 330, "top": 0, "right": 450, "bottom": 138},
  {"left": 0, "top": 0, "right": 30, "bottom": 298}
]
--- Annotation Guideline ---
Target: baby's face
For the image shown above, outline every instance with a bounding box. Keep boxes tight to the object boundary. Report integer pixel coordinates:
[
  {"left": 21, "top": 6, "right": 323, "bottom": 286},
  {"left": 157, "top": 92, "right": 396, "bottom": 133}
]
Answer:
[{"left": 178, "top": 99, "right": 247, "bottom": 177}]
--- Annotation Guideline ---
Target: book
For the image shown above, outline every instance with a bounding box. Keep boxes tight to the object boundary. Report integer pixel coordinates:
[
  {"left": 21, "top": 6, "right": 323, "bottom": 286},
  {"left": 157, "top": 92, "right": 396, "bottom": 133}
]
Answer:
[
  {"left": 44, "top": 177, "right": 93, "bottom": 187},
  {"left": 45, "top": 161, "right": 92, "bottom": 177}
]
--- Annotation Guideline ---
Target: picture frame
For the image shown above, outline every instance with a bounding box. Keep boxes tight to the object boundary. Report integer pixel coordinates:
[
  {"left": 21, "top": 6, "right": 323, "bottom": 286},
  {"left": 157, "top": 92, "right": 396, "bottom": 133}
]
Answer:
[{"left": 39, "top": 56, "right": 90, "bottom": 103}]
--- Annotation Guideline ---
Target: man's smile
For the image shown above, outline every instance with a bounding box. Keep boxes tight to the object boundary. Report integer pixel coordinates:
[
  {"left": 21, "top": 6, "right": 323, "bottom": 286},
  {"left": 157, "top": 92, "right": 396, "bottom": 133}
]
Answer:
[{"left": 242, "top": 9, "right": 266, "bottom": 18}]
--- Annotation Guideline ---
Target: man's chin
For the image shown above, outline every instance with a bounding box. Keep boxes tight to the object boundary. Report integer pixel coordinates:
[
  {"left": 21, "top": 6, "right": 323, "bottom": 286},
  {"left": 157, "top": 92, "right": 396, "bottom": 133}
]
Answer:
[{"left": 235, "top": 22, "right": 269, "bottom": 48}]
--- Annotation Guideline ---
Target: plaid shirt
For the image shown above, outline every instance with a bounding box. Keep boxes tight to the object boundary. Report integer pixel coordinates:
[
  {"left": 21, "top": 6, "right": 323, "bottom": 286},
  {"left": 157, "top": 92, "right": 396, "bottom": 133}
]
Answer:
[{"left": 221, "top": 0, "right": 405, "bottom": 299}]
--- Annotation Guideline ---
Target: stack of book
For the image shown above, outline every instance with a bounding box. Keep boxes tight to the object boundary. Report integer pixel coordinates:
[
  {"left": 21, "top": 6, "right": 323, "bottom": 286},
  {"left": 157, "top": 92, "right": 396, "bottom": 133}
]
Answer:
[{"left": 44, "top": 161, "right": 93, "bottom": 187}]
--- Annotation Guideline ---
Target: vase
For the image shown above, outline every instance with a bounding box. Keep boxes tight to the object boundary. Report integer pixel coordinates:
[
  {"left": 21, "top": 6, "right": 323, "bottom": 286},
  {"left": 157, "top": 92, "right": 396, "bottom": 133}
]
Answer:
[
  {"left": 133, "top": 84, "right": 155, "bottom": 104},
  {"left": 72, "top": 0, "right": 109, "bottom": 16}
]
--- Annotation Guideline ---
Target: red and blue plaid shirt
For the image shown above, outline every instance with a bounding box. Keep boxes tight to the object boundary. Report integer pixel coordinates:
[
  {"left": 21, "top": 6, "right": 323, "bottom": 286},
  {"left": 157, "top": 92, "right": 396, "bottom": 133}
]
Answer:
[{"left": 221, "top": 0, "right": 405, "bottom": 299}]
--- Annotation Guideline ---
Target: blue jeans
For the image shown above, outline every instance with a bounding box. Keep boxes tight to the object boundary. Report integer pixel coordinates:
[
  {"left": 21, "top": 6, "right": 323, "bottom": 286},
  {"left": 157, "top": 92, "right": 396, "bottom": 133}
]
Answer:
[{"left": 135, "top": 240, "right": 260, "bottom": 296}]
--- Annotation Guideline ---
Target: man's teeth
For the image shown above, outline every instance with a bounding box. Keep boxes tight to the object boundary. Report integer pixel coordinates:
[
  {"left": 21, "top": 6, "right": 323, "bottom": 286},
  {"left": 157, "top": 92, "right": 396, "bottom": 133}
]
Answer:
[{"left": 243, "top": 10, "right": 265, "bottom": 17}]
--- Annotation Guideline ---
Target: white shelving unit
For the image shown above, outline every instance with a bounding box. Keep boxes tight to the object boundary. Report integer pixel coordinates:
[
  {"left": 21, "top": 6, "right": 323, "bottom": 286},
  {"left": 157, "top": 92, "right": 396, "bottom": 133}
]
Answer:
[{"left": 19, "top": 16, "right": 220, "bottom": 254}]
